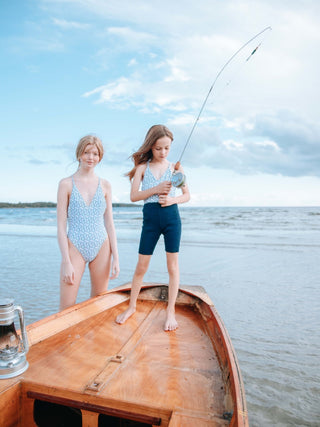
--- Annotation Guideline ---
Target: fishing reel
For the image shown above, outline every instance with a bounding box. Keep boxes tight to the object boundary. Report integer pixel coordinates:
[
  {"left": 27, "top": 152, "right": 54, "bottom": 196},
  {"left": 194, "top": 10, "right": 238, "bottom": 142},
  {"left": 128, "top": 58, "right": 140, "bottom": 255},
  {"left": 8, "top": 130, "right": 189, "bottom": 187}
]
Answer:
[{"left": 171, "top": 162, "right": 186, "bottom": 188}]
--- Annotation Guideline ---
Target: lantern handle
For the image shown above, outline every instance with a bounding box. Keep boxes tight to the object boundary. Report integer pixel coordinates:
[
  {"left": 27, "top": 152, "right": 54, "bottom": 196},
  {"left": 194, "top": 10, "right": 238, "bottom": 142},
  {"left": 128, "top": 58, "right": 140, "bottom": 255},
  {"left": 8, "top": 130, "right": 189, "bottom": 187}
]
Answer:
[{"left": 15, "top": 305, "right": 29, "bottom": 354}]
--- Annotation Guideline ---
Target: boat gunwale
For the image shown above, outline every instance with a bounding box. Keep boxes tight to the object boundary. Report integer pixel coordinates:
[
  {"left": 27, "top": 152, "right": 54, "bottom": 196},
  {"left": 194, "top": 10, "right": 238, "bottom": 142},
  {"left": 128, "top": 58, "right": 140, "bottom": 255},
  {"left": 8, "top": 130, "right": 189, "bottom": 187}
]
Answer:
[{"left": 196, "top": 299, "right": 248, "bottom": 426}]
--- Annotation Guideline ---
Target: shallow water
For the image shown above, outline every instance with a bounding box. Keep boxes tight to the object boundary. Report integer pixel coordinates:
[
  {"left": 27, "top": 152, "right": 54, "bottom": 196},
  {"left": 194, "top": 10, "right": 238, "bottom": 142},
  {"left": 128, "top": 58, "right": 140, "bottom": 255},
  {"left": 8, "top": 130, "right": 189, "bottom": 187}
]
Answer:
[{"left": 0, "top": 206, "right": 319, "bottom": 426}]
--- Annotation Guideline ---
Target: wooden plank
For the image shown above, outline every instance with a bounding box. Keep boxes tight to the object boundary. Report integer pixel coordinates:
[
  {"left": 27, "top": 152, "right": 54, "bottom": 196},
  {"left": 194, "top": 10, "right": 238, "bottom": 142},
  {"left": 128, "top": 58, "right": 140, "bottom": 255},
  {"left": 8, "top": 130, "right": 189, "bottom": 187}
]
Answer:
[
  {"left": 196, "top": 300, "right": 249, "bottom": 427},
  {"left": 27, "top": 391, "right": 162, "bottom": 426},
  {"left": 0, "top": 382, "right": 21, "bottom": 427},
  {"left": 21, "top": 381, "right": 172, "bottom": 426},
  {"left": 24, "top": 302, "right": 145, "bottom": 392},
  {"left": 0, "top": 377, "right": 20, "bottom": 396},
  {"left": 96, "top": 302, "right": 226, "bottom": 420},
  {"left": 21, "top": 388, "right": 37, "bottom": 427},
  {"left": 137, "top": 286, "right": 197, "bottom": 306},
  {"left": 169, "top": 411, "right": 229, "bottom": 426},
  {"left": 85, "top": 301, "right": 163, "bottom": 392},
  {"left": 81, "top": 410, "right": 99, "bottom": 427},
  {"left": 108, "top": 282, "right": 214, "bottom": 306},
  {"left": 25, "top": 283, "right": 211, "bottom": 349},
  {"left": 27, "top": 293, "right": 129, "bottom": 346}
]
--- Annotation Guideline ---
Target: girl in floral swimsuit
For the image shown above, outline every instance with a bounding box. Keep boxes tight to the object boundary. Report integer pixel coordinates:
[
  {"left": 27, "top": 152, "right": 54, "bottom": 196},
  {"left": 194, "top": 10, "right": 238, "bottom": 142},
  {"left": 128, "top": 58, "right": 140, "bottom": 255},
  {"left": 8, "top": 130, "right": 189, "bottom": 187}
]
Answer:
[
  {"left": 57, "top": 135, "right": 119, "bottom": 310},
  {"left": 116, "top": 125, "right": 190, "bottom": 331}
]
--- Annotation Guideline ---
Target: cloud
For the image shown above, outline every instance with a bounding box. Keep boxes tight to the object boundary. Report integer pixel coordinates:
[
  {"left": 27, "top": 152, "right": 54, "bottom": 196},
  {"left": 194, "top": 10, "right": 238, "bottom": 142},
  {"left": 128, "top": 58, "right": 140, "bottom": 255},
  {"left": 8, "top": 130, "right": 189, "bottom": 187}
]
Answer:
[
  {"left": 52, "top": 18, "right": 91, "bottom": 30},
  {"left": 76, "top": 1, "right": 320, "bottom": 120},
  {"left": 82, "top": 65, "right": 192, "bottom": 112},
  {"left": 223, "top": 139, "right": 245, "bottom": 151},
  {"left": 8, "top": 36, "right": 64, "bottom": 53},
  {"left": 28, "top": 158, "right": 61, "bottom": 165},
  {"left": 175, "top": 110, "right": 320, "bottom": 177},
  {"left": 82, "top": 77, "right": 144, "bottom": 109},
  {"left": 38, "top": 0, "right": 320, "bottom": 180},
  {"left": 107, "top": 26, "right": 157, "bottom": 48}
]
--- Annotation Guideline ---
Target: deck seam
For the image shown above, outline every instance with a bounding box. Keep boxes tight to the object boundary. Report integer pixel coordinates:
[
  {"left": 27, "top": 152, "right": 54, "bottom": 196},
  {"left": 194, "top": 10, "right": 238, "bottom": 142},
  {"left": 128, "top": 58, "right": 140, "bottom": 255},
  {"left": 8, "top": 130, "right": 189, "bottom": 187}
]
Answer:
[{"left": 84, "top": 301, "right": 163, "bottom": 394}]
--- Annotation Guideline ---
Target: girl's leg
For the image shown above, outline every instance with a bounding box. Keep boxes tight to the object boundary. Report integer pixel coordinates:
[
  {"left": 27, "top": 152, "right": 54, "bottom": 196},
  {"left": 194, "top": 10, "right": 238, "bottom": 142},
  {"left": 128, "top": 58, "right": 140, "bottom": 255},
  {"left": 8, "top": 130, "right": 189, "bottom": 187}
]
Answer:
[
  {"left": 165, "top": 252, "right": 180, "bottom": 331},
  {"left": 116, "top": 254, "right": 151, "bottom": 324},
  {"left": 59, "top": 241, "right": 86, "bottom": 311},
  {"left": 89, "top": 239, "right": 112, "bottom": 297}
]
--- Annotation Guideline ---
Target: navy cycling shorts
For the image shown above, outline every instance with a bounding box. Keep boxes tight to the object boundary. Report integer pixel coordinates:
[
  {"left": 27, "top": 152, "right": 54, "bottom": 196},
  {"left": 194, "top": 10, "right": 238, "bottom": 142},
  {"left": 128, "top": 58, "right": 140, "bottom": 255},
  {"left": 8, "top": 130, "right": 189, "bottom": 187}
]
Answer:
[{"left": 139, "top": 203, "right": 181, "bottom": 255}]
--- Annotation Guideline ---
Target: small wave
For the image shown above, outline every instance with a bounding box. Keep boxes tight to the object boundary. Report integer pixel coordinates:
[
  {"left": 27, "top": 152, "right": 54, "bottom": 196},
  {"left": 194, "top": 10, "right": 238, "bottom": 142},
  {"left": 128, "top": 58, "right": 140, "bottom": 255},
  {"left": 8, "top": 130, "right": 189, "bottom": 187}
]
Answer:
[{"left": 0, "top": 224, "right": 56, "bottom": 237}]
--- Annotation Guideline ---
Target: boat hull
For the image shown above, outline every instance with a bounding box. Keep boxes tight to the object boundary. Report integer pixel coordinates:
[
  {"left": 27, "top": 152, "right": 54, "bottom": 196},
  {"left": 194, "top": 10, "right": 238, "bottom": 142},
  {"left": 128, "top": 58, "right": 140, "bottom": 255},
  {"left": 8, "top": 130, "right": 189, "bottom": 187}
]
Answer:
[{"left": 0, "top": 283, "right": 248, "bottom": 426}]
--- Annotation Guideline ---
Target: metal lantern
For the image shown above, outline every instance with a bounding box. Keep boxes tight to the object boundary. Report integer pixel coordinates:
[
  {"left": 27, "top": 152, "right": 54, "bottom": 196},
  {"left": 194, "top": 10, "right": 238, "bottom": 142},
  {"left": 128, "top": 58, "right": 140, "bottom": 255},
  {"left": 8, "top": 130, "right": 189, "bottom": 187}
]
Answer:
[{"left": 0, "top": 299, "right": 29, "bottom": 379}]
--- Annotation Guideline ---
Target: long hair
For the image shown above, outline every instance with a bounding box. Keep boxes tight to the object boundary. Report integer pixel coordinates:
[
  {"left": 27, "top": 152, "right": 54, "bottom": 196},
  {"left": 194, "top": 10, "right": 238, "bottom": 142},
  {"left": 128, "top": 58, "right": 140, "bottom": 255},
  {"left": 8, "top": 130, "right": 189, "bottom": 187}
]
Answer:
[
  {"left": 126, "top": 125, "right": 173, "bottom": 180},
  {"left": 76, "top": 135, "right": 104, "bottom": 165}
]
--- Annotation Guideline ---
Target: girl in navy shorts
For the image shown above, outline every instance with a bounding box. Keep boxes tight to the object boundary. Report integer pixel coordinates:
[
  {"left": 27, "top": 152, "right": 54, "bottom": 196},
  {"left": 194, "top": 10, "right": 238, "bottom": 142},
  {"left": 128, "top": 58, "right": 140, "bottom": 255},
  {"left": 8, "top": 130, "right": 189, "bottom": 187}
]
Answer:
[{"left": 116, "top": 125, "right": 190, "bottom": 331}]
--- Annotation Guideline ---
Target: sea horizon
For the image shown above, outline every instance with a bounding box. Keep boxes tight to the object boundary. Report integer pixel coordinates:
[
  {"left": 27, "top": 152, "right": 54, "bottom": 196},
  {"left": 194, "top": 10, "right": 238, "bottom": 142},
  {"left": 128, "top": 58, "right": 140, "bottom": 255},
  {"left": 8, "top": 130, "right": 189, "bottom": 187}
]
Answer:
[{"left": 1, "top": 201, "right": 320, "bottom": 209}]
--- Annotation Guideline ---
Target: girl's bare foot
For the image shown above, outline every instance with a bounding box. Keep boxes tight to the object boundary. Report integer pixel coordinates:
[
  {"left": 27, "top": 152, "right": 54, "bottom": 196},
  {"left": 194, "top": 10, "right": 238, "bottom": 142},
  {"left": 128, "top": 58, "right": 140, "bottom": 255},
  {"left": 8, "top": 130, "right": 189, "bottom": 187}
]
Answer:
[
  {"left": 164, "top": 311, "right": 178, "bottom": 331},
  {"left": 116, "top": 306, "right": 136, "bottom": 324}
]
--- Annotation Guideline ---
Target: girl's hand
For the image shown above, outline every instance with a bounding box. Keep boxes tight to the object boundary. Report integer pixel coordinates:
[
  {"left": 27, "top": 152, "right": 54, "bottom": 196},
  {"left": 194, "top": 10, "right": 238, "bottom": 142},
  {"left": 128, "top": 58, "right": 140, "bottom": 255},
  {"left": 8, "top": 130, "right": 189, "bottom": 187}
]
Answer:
[
  {"left": 61, "top": 261, "right": 75, "bottom": 285},
  {"left": 156, "top": 180, "right": 172, "bottom": 195},
  {"left": 110, "top": 258, "right": 120, "bottom": 279},
  {"left": 159, "top": 194, "right": 174, "bottom": 207}
]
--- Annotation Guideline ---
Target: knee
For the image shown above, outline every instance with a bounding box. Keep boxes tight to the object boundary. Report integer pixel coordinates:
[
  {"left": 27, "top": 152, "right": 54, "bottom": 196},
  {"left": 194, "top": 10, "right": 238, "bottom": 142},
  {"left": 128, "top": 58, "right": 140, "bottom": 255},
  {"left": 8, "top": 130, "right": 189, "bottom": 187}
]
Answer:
[
  {"left": 167, "top": 260, "right": 179, "bottom": 276},
  {"left": 135, "top": 261, "right": 148, "bottom": 277},
  {"left": 60, "top": 293, "right": 76, "bottom": 311}
]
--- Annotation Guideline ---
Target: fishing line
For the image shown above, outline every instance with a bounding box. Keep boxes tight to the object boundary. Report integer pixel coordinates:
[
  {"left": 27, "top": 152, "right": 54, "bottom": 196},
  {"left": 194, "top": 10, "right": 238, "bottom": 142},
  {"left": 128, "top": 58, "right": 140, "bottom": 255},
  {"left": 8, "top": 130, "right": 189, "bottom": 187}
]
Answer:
[
  {"left": 171, "top": 26, "right": 272, "bottom": 188},
  {"left": 209, "top": 44, "right": 256, "bottom": 105}
]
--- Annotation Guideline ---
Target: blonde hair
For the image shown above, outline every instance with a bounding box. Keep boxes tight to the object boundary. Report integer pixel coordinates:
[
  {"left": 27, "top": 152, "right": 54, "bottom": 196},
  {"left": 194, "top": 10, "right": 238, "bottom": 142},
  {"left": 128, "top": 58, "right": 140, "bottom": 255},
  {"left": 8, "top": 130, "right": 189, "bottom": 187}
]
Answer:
[
  {"left": 126, "top": 125, "right": 173, "bottom": 180},
  {"left": 76, "top": 135, "right": 104, "bottom": 164}
]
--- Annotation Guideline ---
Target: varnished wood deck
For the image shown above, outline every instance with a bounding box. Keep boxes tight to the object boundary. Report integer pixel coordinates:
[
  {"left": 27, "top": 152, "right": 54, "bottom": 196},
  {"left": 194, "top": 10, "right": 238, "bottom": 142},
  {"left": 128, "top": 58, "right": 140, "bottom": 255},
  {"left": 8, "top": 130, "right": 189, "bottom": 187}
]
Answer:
[{"left": 0, "top": 284, "right": 248, "bottom": 426}]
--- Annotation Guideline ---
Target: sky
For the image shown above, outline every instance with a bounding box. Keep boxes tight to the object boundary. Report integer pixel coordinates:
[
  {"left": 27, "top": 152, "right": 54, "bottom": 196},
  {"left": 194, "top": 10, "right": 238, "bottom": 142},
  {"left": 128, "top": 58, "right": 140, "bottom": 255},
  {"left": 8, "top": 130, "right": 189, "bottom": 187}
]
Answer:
[{"left": 1, "top": 0, "right": 320, "bottom": 206}]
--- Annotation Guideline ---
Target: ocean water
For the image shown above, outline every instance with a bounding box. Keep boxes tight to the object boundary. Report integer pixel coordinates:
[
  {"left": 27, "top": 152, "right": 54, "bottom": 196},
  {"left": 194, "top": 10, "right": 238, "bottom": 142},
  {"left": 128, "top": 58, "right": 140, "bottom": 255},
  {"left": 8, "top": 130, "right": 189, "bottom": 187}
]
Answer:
[{"left": 0, "top": 206, "right": 319, "bottom": 426}]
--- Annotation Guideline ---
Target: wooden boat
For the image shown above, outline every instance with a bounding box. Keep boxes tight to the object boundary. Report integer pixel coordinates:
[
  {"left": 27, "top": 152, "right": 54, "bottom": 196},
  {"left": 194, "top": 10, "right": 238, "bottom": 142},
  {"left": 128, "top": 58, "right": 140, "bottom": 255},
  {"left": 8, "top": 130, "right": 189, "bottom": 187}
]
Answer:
[{"left": 0, "top": 283, "right": 248, "bottom": 426}]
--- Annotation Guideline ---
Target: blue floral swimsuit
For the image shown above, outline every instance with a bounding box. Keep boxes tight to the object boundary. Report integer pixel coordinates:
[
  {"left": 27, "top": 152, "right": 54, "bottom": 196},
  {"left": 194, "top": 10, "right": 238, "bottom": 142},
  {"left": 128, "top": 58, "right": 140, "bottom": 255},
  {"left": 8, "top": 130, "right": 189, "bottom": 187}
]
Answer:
[{"left": 67, "top": 177, "right": 107, "bottom": 262}]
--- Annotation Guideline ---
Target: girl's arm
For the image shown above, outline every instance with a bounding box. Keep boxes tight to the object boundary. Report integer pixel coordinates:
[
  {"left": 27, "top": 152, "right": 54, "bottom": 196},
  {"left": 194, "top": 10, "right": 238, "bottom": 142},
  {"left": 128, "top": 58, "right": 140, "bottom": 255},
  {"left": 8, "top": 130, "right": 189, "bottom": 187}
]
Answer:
[
  {"left": 57, "top": 178, "right": 75, "bottom": 284},
  {"left": 130, "top": 164, "right": 172, "bottom": 202},
  {"left": 102, "top": 179, "right": 120, "bottom": 279},
  {"left": 159, "top": 165, "right": 190, "bottom": 207}
]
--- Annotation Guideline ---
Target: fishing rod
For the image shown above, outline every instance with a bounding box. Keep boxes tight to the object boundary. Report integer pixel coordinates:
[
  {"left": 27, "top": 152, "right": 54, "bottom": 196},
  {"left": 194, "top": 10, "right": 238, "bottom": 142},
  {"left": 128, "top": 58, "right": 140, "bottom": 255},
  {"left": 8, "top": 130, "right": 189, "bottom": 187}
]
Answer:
[{"left": 171, "top": 26, "right": 272, "bottom": 188}]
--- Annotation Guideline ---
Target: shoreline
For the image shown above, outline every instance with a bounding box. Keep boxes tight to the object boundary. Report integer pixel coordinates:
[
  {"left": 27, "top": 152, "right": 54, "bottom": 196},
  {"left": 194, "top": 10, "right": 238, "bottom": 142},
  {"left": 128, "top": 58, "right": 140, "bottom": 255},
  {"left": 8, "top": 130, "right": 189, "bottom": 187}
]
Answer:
[
  {"left": 0, "top": 202, "right": 138, "bottom": 209},
  {"left": 1, "top": 202, "right": 319, "bottom": 209}
]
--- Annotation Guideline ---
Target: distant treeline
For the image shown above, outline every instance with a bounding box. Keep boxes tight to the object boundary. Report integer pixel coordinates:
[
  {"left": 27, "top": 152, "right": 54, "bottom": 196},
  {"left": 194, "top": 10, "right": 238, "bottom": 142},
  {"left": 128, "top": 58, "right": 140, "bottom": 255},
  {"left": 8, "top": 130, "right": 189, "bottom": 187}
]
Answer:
[
  {"left": 0, "top": 202, "right": 57, "bottom": 208},
  {"left": 0, "top": 202, "right": 138, "bottom": 208}
]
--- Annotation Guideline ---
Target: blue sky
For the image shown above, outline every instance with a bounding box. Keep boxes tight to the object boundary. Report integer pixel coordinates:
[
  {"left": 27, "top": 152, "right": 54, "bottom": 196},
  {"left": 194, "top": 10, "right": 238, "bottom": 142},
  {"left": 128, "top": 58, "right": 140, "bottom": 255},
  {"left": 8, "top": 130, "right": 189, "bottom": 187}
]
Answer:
[{"left": 1, "top": 0, "right": 319, "bottom": 206}]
